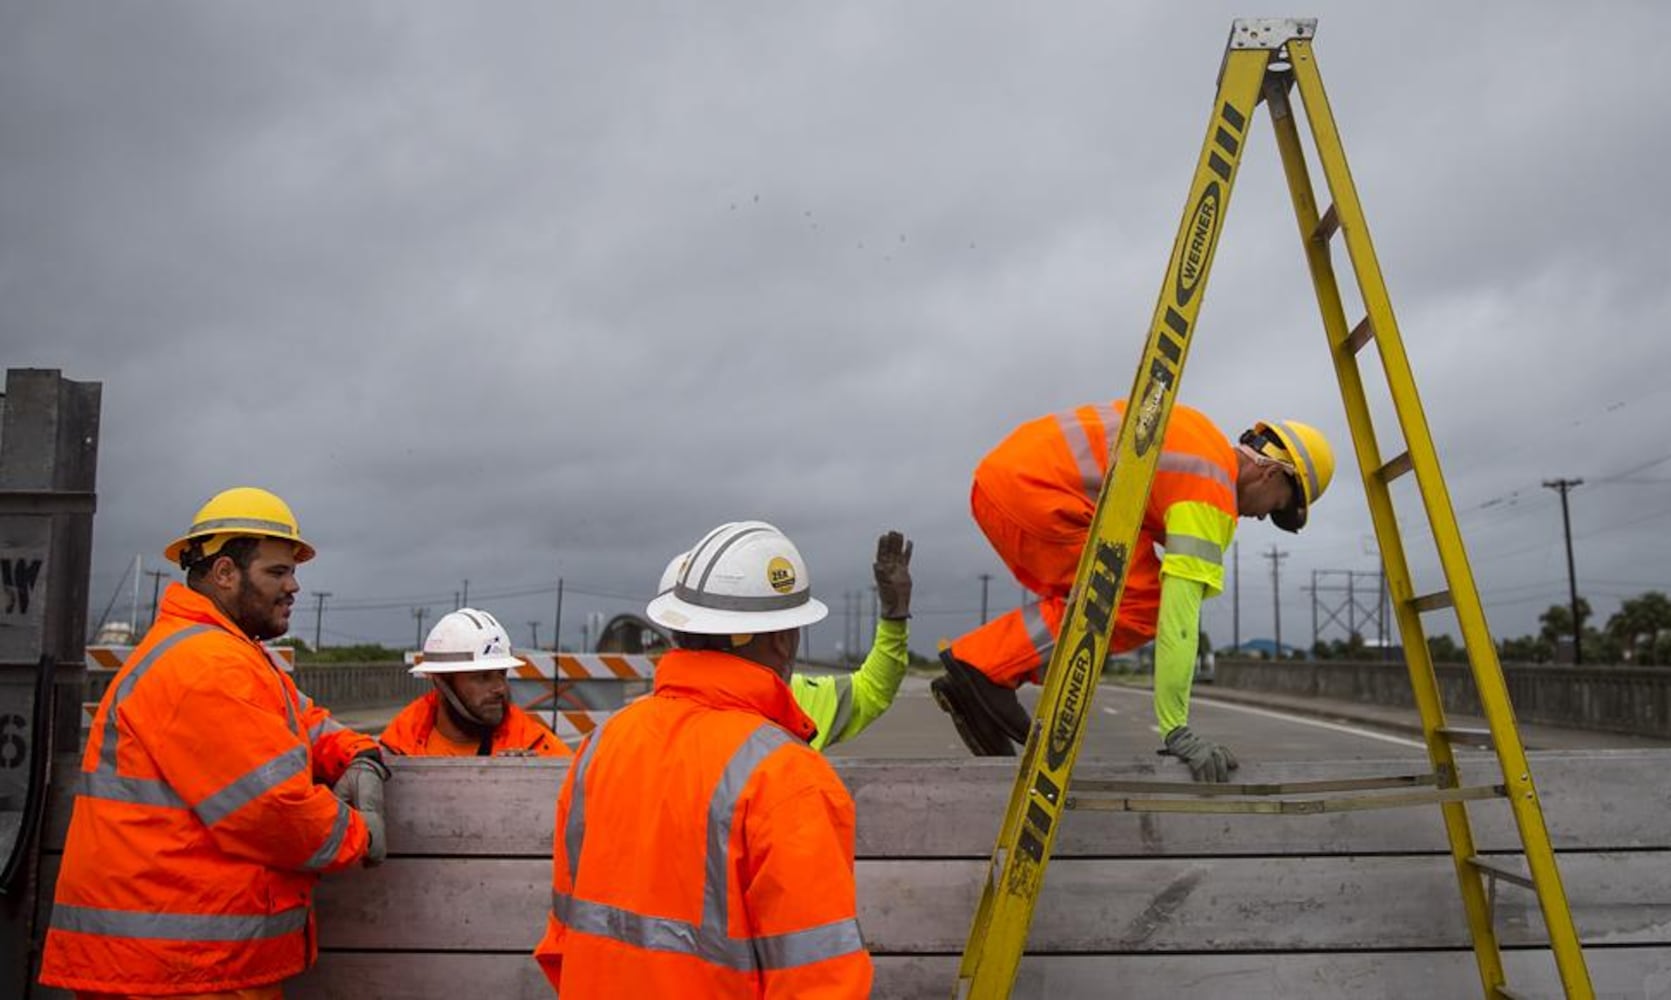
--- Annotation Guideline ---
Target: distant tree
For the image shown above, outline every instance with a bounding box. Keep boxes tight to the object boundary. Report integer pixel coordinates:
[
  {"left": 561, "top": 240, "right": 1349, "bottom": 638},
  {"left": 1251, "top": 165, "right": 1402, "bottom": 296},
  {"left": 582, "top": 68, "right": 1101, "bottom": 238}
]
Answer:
[
  {"left": 1499, "top": 635, "right": 1545, "bottom": 663},
  {"left": 1605, "top": 591, "right": 1671, "bottom": 665},
  {"left": 1427, "top": 634, "right": 1464, "bottom": 663},
  {"left": 1538, "top": 599, "right": 1592, "bottom": 653}
]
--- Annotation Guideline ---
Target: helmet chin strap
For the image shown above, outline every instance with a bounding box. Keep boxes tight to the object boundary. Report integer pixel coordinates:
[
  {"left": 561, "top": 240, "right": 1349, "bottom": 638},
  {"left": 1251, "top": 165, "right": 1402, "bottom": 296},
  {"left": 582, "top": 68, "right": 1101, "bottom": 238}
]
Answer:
[{"left": 432, "top": 676, "right": 494, "bottom": 752}]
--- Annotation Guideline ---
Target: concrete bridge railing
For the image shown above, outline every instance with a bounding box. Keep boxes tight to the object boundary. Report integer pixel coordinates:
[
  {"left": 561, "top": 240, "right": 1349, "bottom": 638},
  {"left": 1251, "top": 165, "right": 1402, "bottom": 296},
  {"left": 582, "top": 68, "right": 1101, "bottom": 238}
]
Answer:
[{"left": 1216, "top": 657, "right": 1671, "bottom": 739}]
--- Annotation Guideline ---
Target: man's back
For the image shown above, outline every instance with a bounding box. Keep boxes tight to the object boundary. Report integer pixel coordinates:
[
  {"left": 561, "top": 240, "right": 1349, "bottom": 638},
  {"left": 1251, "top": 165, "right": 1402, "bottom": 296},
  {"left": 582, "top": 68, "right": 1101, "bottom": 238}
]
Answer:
[{"left": 537, "top": 648, "right": 871, "bottom": 998}]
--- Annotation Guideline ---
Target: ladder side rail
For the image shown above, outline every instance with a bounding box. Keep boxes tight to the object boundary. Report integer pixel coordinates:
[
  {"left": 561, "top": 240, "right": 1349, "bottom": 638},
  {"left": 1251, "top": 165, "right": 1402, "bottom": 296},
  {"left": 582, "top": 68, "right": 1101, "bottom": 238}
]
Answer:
[
  {"left": 955, "top": 48, "right": 1274, "bottom": 999},
  {"left": 1286, "top": 41, "right": 1594, "bottom": 999},
  {"left": 1263, "top": 71, "right": 1509, "bottom": 995}
]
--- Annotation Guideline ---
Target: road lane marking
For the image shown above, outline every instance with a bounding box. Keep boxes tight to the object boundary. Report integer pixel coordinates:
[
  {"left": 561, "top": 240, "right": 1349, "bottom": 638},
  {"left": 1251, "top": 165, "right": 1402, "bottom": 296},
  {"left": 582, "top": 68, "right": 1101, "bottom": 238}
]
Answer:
[{"left": 1102, "top": 685, "right": 1426, "bottom": 749}]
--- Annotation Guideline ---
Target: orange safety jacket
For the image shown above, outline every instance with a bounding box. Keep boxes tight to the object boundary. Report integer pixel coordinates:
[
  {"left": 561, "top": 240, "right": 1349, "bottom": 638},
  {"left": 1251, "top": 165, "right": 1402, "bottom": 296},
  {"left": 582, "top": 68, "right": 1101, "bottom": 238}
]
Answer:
[
  {"left": 40, "top": 583, "right": 373, "bottom": 995},
  {"left": 955, "top": 400, "right": 1238, "bottom": 684},
  {"left": 535, "top": 649, "right": 872, "bottom": 998},
  {"left": 379, "top": 689, "right": 572, "bottom": 757}
]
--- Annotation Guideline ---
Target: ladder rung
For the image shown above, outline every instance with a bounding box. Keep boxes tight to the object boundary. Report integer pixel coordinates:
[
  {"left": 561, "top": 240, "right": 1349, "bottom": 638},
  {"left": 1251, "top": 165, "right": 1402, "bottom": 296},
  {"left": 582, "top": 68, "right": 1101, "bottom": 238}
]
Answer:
[
  {"left": 1470, "top": 855, "right": 1535, "bottom": 891},
  {"left": 1311, "top": 203, "right": 1340, "bottom": 242},
  {"left": 1436, "top": 726, "right": 1493, "bottom": 748},
  {"left": 1344, "top": 315, "right": 1375, "bottom": 354},
  {"left": 1493, "top": 988, "right": 1528, "bottom": 1000},
  {"left": 1377, "top": 451, "right": 1413, "bottom": 483},
  {"left": 1410, "top": 590, "right": 1454, "bottom": 614}
]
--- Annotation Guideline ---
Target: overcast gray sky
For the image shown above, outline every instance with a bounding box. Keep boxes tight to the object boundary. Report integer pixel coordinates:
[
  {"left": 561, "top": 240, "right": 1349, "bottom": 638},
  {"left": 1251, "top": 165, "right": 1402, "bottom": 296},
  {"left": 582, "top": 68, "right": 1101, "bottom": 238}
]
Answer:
[{"left": 5, "top": 1, "right": 1669, "bottom": 659}]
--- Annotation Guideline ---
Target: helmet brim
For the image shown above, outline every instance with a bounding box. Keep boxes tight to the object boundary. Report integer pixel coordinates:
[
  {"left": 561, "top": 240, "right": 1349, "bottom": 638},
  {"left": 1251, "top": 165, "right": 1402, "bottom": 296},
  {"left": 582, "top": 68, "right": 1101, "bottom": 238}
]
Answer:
[
  {"left": 164, "top": 533, "right": 316, "bottom": 566},
  {"left": 645, "top": 592, "right": 829, "bottom": 636},
  {"left": 409, "top": 652, "right": 525, "bottom": 676}
]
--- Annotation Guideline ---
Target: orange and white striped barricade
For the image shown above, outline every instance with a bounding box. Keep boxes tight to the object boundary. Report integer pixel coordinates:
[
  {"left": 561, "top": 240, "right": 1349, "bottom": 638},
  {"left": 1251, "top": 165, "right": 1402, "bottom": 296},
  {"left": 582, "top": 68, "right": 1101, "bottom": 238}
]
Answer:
[{"left": 507, "top": 651, "right": 656, "bottom": 748}]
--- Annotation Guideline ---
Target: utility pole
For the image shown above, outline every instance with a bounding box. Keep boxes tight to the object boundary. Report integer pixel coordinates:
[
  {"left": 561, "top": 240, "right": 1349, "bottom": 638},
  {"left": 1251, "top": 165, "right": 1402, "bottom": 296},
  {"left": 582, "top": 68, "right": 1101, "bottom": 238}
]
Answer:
[
  {"left": 1543, "top": 478, "right": 1585, "bottom": 664},
  {"left": 461, "top": 578, "right": 469, "bottom": 609},
  {"left": 1263, "top": 546, "right": 1288, "bottom": 658},
  {"left": 1231, "top": 542, "right": 1240, "bottom": 652},
  {"left": 553, "top": 577, "right": 564, "bottom": 653},
  {"left": 313, "top": 591, "right": 332, "bottom": 652},
  {"left": 144, "top": 568, "right": 169, "bottom": 630},
  {"left": 978, "top": 573, "right": 992, "bottom": 625},
  {"left": 528, "top": 621, "right": 541, "bottom": 649},
  {"left": 412, "top": 606, "right": 428, "bottom": 649}
]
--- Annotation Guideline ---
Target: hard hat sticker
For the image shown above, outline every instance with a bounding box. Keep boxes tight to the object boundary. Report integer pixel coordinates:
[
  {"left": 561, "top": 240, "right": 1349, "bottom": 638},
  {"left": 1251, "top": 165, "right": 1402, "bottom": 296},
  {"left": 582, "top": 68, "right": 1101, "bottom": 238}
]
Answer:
[{"left": 766, "top": 556, "right": 796, "bottom": 594}]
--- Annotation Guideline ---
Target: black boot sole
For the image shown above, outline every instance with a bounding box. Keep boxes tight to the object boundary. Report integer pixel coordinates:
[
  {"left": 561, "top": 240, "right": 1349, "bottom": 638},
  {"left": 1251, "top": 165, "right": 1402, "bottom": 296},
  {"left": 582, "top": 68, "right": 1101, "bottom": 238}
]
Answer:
[{"left": 931, "top": 677, "right": 1015, "bottom": 757}]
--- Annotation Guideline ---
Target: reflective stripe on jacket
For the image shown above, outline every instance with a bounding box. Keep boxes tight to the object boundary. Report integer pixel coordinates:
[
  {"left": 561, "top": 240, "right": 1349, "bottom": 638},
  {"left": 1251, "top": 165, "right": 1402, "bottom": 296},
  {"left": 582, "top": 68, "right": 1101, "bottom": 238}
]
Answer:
[
  {"left": 379, "top": 690, "right": 572, "bottom": 757},
  {"left": 535, "top": 649, "right": 872, "bottom": 998},
  {"left": 40, "top": 583, "right": 373, "bottom": 995},
  {"left": 791, "top": 617, "right": 908, "bottom": 752},
  {"left": 973, "top": 399, "right": 1239, "bottom": 596}
]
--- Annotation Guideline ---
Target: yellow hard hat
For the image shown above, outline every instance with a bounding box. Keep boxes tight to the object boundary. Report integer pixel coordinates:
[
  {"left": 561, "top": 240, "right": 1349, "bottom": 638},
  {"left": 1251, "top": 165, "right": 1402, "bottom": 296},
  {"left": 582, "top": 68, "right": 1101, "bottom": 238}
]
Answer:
[
  {"left": 164, "top": 487, "right": 316, "bottom": 567},
  {"left": 1247, "top": 419, "right": 1334, "bottom": 532}
]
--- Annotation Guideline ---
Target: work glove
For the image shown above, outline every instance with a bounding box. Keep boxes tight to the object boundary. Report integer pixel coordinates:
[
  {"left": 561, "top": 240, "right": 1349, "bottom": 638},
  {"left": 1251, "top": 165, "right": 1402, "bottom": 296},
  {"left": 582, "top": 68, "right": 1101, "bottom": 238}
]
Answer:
[
  {"left": 333, "top": 751, "right": 391, "bottom": 866},
  {"left": 1163, "top": 725, "right": 1239, "bottom": 783},
  {"left": 873, "top": 530, "right": 914, "bottom": 620}
]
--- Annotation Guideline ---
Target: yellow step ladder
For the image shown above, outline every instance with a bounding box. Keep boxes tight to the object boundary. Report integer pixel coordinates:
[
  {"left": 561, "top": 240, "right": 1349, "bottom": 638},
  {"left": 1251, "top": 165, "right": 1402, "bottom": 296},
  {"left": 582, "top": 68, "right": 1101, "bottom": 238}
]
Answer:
[{"left": 955, "top": 18, "right": 1593, "bottom": 1000}]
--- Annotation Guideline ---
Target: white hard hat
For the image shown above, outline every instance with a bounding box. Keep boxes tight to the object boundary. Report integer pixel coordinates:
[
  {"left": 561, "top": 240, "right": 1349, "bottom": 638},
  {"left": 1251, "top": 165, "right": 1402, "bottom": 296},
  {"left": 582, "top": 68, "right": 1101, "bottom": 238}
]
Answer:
[
  {"left": 657, "top": 552, "right": 688, "bottom": 596},
  {"left": 646, "top": 521, "right": 828, "bottom": 635},
  {"left": 412, "top": 608, "right": 524, "bottom": 675}
]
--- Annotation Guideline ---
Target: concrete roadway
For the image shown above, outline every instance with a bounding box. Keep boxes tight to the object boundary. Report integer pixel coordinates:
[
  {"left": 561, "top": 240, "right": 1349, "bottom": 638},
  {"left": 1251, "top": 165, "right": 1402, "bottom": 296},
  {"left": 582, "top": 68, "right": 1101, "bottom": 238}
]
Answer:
[{"left": 822, "top": 675, "right": 1671, "bottom": 762}]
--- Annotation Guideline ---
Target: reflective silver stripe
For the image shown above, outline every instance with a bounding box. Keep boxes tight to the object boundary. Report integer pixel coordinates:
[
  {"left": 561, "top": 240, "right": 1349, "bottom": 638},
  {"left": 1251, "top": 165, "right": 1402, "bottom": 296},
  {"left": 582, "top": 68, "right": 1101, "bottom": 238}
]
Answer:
[
  {"left": 195, "top": 745, "right": 308, "bottom": 827},
  {"left": 1092, "top": 401, "right": 1124, "bottom": 452},
  {"left": 302, "top": 797, "right": 352, "bottom": 871},
  {"left": 100, "top": 625, "right": 215, "bottom": 773},
  {"left": 1274, "top": 420, "right": 1321, "bottom": 501},
  {"left": 558, "top": 722, "right": 860, "bottom": 971},
  {"left": 79, "top": 771, "right": 186, "bottom": 808},
  {"left": 700, "top": 724, "right": 796, "bottom": 967},
  {"left": 689, "top": 525, "right": 767, "bottom": 594},
  {"left": 1053, "top": 409, "right": 1104, "bottom": 501},
  {"left": 673, "top": 582, "right": 811, "bottom": 613},
  {"left": 1158, "top": 452, "right": 1234, "bottom": 492},
  {"left": 824, "top": 677, "right": 856, "bottom": 742},
  {"left": 51, "top": 902, "right": 307, "bottom": 941},
  {"left": 1163, "top": 533, "right": 1224, "bottom": 565},
  {"left": 308, "top": 717, "right": 347, "bottom": 743},
  {"left": 188, "top": 516, "right": 297, "bottom": 537},
  {"left": 1021, "top": 601, "right": 1055, "bottom": 662},
  {"left": 755, "top": 917, "right": 866, "bottom": 971},
  {"left": 555, "top": 893, "right": 704, "bottom": 958},
  {"left": 564, "top": 724, "right": 609, "bottom": 878}
]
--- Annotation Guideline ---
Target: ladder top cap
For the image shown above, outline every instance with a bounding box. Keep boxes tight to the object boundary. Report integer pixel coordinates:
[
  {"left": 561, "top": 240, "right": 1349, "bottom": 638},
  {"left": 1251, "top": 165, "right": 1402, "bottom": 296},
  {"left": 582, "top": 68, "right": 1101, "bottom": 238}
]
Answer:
[{"left": 1228, "top": 18, "right": 1317, "bottom": 50}]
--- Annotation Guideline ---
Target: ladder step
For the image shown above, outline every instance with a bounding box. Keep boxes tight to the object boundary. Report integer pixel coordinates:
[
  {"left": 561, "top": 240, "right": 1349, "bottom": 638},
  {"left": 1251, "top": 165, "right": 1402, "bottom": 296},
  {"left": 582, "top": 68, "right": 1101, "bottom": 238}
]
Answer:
[
  {"left": 1437, "top": 726, "right": 1493, "bottom": 748},
  {"left": 1376, "top": 450, "right": 1413, "bottom": 483},
  {"left": 1311, "top": 203, "right": 1340, "bottom": 242},
  {"left": 1469, "top": 855, "right": 1536, "bottom": 891},
  {"left": 1344, "top": 314, "right": 1375, "bottom": 354},
  {"left": 1493, "top": 988, "right": 1528, "bottom": 1000},
  {"left": 1410, "top": 590, "right": 1454, "bottom": 614}
]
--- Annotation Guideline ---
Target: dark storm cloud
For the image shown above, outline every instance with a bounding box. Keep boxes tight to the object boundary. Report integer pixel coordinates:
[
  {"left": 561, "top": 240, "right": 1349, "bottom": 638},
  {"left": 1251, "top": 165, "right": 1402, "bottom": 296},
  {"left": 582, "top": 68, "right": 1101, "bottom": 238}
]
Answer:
[{"left": 4, "top": 1, "right": 1669, "bottom": 653}]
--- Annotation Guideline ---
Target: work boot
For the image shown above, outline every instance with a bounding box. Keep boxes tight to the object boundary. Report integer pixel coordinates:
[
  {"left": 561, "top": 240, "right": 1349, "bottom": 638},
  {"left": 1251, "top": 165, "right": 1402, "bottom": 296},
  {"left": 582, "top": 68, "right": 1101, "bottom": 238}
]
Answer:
[
  {"left": 931, "top": 675, "right": 1014, "bottom": 757},
  {"left": 935, "top": 651, "right": 1031, "bottom": 748}
]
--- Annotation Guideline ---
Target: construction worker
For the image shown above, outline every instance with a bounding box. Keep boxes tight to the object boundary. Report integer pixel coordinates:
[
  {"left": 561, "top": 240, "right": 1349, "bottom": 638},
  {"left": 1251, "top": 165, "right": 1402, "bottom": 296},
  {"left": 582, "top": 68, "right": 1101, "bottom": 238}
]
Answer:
[
  {"left": 657, "top": 529, "right": 913, "bottom": 752},
  {"left": 932, "top": 401, "right": 1334, "bottom": 781},
  {"left": 40, "top": 487, "right": 389, "bottom": 998},
  {"left": 380, "top": 608, "right": 572, "bottom": 758},
  {"left": 536, "top": 520, "right": 872, "bottom": 997}
]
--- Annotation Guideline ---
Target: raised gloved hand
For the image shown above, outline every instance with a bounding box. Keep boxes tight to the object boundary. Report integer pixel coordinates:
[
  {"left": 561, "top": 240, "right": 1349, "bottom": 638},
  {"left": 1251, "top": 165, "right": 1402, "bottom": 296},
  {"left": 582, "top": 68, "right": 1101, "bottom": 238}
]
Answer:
[
  {"left": 333, "top": 751, "right": 391, "bottom": 866},
  {"left": 1163, "top": 725, "right": 1239, "bottom": 783},
  {"left": 873, "top": 531, "right": 914, "bottom": 620}
]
